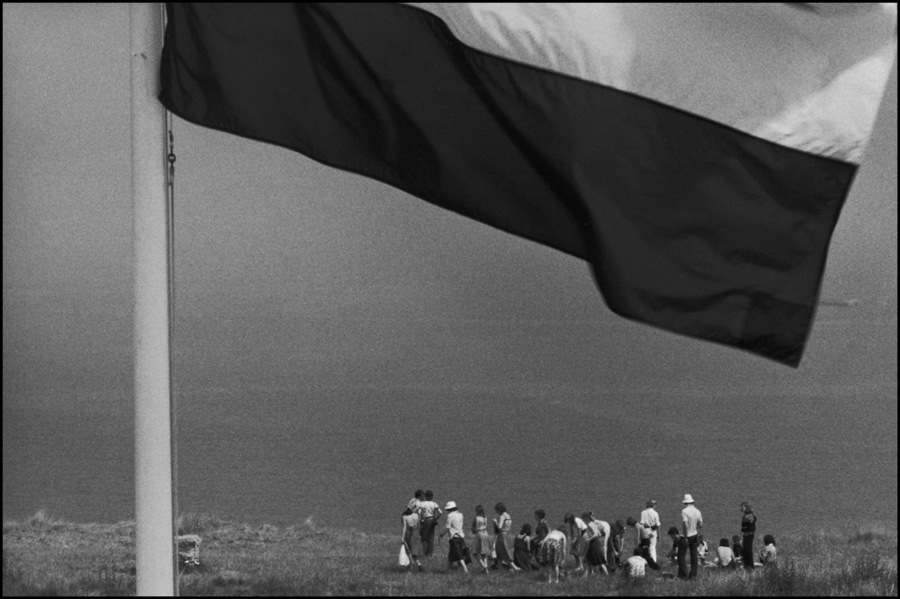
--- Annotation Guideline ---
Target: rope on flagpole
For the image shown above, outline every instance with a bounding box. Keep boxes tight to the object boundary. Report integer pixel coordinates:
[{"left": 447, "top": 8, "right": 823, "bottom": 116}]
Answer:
[{"left": 159, "top": 2, "right": 179, "bottom": 592}]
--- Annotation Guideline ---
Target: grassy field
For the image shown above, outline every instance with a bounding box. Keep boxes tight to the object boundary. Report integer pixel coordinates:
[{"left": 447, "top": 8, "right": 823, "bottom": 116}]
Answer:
[{"left": 3, "top": 511, "right": 897, "bottom": 596}]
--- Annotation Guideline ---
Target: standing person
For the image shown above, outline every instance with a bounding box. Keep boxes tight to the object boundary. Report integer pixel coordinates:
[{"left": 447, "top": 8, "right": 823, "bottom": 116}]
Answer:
[
  {"left": 438, "top": 501, "right": 469, "bottom": 573},
  {"left": 493, "top": 503, "right": 521, "bottom": 571},
  {"left": 640, "top": 499, "right": 661, "bottom": 564},
  {"left": 564, "top": 512, "right": 588, "bottom": 572},
  {"left": 513, "top": 523, "right": 535, "bottom": 571},
  {"left": 758, "top": 534, "right": 777, "bottom": 566},
  {"left": 740, "top": 502, "right": 757, "bottom": 570},
  {"left": 536, "top": 527, "right": 568, "bottom": 583},
  {"left": 667, "top": 526, "right": 689, "bottom": 579},
  {"left": 582, "top": 513, "right": 608, "bottom": 576},
  {"left": 401, "top": 507, "right": 424, "bottom": 572},
  {"left": 626, "top": 516, "right": 660, "bottom": 570},
  {"left": 681, "top": 494, "right": 703, "bottom": 579},
  {"left": 470, "top": 505, "right": 492, "bottom": 574},
  {"left": 419, "top": 490, "right": 443, "bottom": 559}
]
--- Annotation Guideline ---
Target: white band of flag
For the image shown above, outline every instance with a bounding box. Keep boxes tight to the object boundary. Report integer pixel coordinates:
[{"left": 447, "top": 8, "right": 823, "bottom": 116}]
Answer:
[{"left": 411, "top": 3, "right": 897, "bottom": 163}]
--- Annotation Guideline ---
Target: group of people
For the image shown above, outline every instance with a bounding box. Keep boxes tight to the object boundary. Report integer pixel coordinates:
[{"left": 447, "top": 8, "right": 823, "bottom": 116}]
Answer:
[{"left": 401, "top": 490, "right": 779, "bottom": 583}]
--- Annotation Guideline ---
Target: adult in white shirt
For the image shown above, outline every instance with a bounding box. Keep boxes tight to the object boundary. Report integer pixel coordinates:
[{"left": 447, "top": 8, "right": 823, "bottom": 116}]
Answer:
[
  {"left": 680, "top": 494, "right": 703, "bottom": 580},
  {"left": 640, "top": 499, "right": 661, "bottom": 562},
  {"left": 438, "top": 501, "right": 469, "bottom": 573}
]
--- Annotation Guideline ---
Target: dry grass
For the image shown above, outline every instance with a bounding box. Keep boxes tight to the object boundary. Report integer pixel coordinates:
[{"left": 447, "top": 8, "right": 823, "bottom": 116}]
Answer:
[{"left": 3, "top": 511, "right": 897, "bottom": 596}]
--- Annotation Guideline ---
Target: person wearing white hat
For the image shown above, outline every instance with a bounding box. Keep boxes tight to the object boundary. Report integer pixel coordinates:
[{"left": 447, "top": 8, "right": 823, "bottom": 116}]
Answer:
[
  {"left": 680, "top": 494, "right": 703, "bottom": 579},
  {"left": 438, "top": 501, "right": 469, "bottom": 573}
]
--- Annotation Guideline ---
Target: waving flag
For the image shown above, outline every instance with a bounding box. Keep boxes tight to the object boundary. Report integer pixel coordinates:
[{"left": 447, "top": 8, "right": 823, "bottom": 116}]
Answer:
[{"left": 159, "top": 3, "right": 896, "bottom": 366}]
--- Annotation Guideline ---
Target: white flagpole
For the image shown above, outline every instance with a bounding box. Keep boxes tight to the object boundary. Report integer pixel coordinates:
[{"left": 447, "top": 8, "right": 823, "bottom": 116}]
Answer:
[{"left": 131, "top": 3, "right": 176, "bottom": 595}]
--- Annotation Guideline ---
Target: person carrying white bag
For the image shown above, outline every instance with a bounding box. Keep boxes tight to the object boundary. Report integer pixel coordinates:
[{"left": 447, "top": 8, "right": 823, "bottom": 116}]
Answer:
[{"left": 400, "top": 507, "right": 424, "bottom": 571}]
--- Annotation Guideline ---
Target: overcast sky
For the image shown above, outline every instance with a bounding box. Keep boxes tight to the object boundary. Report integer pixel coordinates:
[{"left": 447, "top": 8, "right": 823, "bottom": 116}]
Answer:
[{"left": 3, "top": 4, "right": 897, "bottom": 421}]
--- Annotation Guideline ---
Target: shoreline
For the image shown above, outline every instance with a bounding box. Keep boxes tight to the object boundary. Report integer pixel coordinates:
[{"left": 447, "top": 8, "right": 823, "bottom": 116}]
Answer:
[{"left": 3, "top": 511, "right": 897, "bottom": 596}]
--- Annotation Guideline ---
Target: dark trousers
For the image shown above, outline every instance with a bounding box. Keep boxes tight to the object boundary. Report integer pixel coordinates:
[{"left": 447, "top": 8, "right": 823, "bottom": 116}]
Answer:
[
  {"left": 681, "top": 534, "right": 699, "bottom": 579},
  {"left": 676, "top": 540, "right": 689, "bottom": 579},
  {"left": 640, "top": 538, "right": 660, "bottom": 570},
  {"left": 421, "top": 519, "right": 436, "bottom": 557},
  {"left": 742, "top": 534, "right": 755, "bottom": 570}
]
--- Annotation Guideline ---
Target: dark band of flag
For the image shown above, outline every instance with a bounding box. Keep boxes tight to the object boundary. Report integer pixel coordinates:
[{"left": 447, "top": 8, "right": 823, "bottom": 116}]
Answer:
[{"left": 159, "top": 3, "right": 858, "bottom": 366}]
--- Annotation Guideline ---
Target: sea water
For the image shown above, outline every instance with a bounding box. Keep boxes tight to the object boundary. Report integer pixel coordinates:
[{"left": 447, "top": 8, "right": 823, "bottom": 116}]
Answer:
[{"left": 3, "top": 317, "right": 897, "bottom": 542}]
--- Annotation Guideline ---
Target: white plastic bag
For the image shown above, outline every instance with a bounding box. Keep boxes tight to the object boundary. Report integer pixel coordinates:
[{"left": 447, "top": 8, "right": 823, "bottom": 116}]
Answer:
[{"left": 399, "top": 543, "right": 411, "bottom": 567}]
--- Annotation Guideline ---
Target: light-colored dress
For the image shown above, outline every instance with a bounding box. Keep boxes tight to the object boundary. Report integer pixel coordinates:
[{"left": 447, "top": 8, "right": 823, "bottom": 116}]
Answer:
[
  {"left": 537, "top": 530, "right": 567, "bottom": 567},
  {"left": 471, "top": 515, "right": 492, "bottom": 555},
  {"left": 402, "top": 512, "right": 423, "bottom": 557},
  {"left": 494, "top": 512, "right": 514, "bottom": 565}
]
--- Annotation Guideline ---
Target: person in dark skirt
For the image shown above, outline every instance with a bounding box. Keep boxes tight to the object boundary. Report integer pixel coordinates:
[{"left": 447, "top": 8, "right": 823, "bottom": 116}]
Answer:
[
  {"left": 583, "top": 512, "right": 609, "bottom": 576},
  {"left": 493, "top": 503, "right": 521, "bottom": 571},
  {"left": 513, "top": 523, "right": 537, "bottom": 571},
  {"left": 438, "top": 501, "right": 469, "bottom": 573}
]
